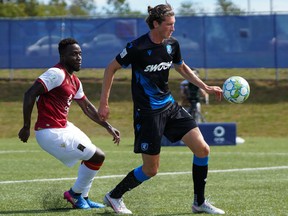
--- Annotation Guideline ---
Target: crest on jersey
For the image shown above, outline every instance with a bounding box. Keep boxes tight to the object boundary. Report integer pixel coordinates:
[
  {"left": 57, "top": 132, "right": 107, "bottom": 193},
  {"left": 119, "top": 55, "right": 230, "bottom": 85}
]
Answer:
[
  {"left": 166, "top": 44, "right": 172, "bottom": 54},
  {"left": 141, "top": 142, "right": 149, "bottom": 151}
]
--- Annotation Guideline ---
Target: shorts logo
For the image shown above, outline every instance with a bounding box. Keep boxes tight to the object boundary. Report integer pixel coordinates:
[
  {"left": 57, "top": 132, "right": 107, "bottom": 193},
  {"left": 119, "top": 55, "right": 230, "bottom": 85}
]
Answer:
[
  {"left": 77, "top": 144, "right": 86, "bottom": 152},
  {"left": 141, "top": 143, "right": 149, "bottom": 151}
]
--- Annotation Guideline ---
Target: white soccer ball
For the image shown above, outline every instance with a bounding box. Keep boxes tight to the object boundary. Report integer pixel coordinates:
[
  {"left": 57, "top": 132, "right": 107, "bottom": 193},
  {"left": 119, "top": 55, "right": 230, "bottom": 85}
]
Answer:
[{"left": 222, "top": 76, "right": 250, "bottom": 104}]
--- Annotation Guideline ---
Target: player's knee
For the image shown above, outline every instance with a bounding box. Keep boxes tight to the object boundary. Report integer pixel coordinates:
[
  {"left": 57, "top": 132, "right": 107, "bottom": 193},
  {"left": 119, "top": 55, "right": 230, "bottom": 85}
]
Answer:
[
  {"left": 88, "top": 148, "right": 105, "bottom": 164},
  {"left": 146, "top": 169, "right": 158, "bottom": 177},
  {"left": 143, "top": 167, "right": 158, "bottom": 177},
  {"left": 195, "top": 144, "right": 210, "bottom": 158}
]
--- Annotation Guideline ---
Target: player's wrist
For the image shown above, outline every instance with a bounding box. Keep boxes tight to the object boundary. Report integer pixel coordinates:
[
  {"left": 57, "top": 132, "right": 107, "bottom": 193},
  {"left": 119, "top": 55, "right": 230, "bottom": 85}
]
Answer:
[
  {"left": 103, "top": 122, "right": 112, "bottom": 130},
  {"left": 23, "top": 123, "right": 30, "bottom": 129}
]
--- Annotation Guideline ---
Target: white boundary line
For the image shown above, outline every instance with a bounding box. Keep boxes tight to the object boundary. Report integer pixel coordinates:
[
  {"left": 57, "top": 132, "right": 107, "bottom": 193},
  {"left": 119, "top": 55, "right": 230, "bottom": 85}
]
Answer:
[{"left": 0, "top": 166, "right": 287, "bottom": 184}]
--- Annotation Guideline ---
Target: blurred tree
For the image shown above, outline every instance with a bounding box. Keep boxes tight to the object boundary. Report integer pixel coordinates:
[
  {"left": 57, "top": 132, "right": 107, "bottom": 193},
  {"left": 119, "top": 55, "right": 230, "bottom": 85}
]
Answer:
[
  {"left": 177, "top": 1, "right": 205, "bottom": 16},
  {"left": 215, "top": 0, "right": 245, "bottom": 15},
  {"left": 0, "top": 0, "right": 68, "bottom": 17},
  {"left": 0, "top": 2, "right": 26, "bottom": 17},
  {"left": 103, "top": 0, "right": 141, "bottom": 16},
  {"left": 44, "top": 0, "right": 68, "bottom": 16},
  {"left": 69, "top": 0, "right": 96, "bottom": 16},
  {"left": 23, "top": 0, "right": 39, "bottom": 16}
]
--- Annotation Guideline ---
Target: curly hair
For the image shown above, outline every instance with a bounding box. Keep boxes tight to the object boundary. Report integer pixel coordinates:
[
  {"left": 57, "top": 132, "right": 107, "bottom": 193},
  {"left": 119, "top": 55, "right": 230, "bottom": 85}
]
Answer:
[
  {"left": 145, "top": 2, "right": 174, "bottom": 29},
  {"left": 58, "top": 38, "right": 79, "bottom": 56}
]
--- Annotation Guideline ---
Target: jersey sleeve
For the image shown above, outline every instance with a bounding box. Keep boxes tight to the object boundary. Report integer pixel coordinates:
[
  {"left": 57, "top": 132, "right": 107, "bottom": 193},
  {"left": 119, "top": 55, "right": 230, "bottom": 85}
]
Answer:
[
  {"left": 38, "top": 68, "right": 65, "bottom": 92},
  {"left": 116, "top": 42, "right": 134, "bottom": 68},
  {"left": 74, "top": 81, "right": 85, "bottom": 100}
]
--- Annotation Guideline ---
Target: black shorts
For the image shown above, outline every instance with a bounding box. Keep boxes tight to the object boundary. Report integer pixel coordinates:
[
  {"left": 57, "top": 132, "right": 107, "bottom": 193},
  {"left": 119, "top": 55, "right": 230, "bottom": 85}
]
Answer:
[{"left": 134, "top": 102, "right": 197, "bottom": 155}]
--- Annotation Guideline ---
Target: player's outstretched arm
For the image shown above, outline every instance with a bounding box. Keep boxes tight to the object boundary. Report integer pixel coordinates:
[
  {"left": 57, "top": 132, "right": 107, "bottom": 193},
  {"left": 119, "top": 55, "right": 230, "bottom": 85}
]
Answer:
[
  {"left": 174, "top": 62, "right": 222, "bottom": 101},
  {"left": 76, "top": 98, "right": 120, "bottom": 145}
]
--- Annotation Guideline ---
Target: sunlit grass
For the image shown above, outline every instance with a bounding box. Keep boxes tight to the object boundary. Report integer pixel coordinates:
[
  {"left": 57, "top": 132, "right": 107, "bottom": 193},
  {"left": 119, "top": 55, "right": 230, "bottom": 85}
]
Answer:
[{"left": 0, "top": 137, "right": 287, "bottom": 215}]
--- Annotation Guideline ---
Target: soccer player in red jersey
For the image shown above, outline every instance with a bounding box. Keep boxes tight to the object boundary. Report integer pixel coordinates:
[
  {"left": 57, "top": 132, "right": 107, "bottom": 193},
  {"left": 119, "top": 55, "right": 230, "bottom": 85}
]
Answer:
[{"left": 18, "top": 38, "right": 120, "bottom": 209}]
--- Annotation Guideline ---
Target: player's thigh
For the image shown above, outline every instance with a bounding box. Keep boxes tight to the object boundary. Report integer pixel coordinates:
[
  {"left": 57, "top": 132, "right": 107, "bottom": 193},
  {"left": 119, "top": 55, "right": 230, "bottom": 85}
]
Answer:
[
  {"left": 35, "top": 125, "right": 96, "bottom": 167},
  {"left": 181, "top": 127, "right": 210, "bottom": 157}
]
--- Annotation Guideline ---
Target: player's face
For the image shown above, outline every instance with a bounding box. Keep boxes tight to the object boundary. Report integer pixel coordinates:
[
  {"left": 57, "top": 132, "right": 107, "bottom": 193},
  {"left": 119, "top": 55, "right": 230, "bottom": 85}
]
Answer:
[
  {"left": 158, "top": 16, "right": 175, "bottom": 40},
  {"left": 62, "top": 44, "right": 82, "bottom": 73}
]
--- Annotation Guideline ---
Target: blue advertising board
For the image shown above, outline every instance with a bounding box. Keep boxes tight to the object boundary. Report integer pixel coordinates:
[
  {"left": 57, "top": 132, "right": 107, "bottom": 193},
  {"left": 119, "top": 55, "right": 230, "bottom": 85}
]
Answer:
[{"left": 161, "top": 122, "right": 236, "bottom": 146}]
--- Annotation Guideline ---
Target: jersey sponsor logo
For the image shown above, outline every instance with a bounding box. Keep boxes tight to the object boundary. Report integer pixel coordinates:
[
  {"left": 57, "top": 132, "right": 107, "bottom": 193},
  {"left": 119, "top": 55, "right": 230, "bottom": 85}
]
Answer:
[
  {"left": 166, "top": 44, "right": 172, "bottom": 54},
  {"left": 120, "top": 48, "right": 127, "bottom": 58},
  {"left": 144, "top": 61, "right": 172, "bottom": 72},
  {"left": 64, "top": 94, "right": 73, "bottom": 113}
]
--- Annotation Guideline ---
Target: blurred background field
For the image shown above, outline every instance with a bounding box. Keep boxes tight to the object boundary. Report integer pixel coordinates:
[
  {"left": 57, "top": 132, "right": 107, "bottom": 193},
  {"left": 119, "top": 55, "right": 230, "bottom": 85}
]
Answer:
[
  {"left": 0, "top": 68, "right": 287, "bottom": 139},
  {"left": 1, "top": 68, "right": 288, "bottom": 81}
]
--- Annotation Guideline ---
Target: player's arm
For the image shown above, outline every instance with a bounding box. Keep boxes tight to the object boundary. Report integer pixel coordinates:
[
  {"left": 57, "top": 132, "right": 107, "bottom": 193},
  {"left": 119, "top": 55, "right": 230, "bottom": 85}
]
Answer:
[
  {"left": 18, "top": 81, "right": 45, "bottom": 143},
  {"left": 76, "top": 98, "right": 120, "bottom": 145},
  {"left": 199, "top": 88, "right": 209, "bottom": 105},
  {"left": 174, "top": 62, "right": 222, "bottom": 101},
  {"left": 98, "top": 58, "right": 122, "bottom": 121}
]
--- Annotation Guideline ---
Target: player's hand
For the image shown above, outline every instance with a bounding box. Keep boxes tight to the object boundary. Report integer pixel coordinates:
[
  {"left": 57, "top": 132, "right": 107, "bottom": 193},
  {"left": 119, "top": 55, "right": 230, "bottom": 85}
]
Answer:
[
  {"left": 206, "top": 86, "right": 222, "bottom": 101},
  {"left": 106, "top": 126, "right": 121, "bottom": 145},
  {"left": 98, "top": 104, "right": 110, "bottom": 121},
  {"left": 18, "top": 127, "right": 30, "bottom": 143}
]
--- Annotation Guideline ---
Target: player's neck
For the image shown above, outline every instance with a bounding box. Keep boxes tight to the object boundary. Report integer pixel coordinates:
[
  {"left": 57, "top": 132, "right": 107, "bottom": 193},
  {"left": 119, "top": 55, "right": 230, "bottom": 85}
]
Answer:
[{"left": 149, "top": 31, "right": 164, "bottom": 44}]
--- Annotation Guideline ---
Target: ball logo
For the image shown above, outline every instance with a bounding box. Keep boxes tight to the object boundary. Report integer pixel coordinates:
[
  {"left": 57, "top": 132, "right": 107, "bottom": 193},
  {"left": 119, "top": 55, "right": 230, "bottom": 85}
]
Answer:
[
  {"left": 213, "top": 126, "right": 225, "bottom": 143},
  {"left": 141, "top": 143, "right": 149, "bottom": 151}
]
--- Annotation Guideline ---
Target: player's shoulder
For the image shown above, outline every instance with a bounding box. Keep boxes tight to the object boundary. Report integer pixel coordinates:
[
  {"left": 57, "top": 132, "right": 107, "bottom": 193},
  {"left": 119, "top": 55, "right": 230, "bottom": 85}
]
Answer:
[
  {"left": 39, "top": 66, "right": 65, "bottom": 82},
  {"left": 128, "top": 33, "right": 150, "bottom": 49},
  {"left": 47, "top": 66, "right": 63, "bottom": 74}
]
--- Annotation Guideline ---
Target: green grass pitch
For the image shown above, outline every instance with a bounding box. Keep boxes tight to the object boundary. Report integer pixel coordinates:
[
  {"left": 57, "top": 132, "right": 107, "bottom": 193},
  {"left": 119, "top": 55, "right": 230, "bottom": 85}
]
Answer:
[{"left": 0, "top": 136, "right": 287, "bottom": 215}]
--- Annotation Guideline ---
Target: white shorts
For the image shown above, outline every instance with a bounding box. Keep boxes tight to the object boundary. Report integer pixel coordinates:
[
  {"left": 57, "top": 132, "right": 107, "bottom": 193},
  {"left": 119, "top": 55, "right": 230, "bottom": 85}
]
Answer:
[{"left": 35, "top": 122, "right": 96, "bottom": 167}]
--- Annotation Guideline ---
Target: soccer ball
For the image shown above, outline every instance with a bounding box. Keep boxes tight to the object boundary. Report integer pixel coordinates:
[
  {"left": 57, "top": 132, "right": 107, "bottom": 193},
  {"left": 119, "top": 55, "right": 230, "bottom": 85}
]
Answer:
[{"left": 222, "top": 76, "right": 250, "bottom": 104}]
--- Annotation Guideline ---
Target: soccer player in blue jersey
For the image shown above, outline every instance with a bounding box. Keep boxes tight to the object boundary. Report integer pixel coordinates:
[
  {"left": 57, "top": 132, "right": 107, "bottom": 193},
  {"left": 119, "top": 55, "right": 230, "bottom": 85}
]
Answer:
[{"left": 98, "top": 3, "right": 225, "bottom": 215}]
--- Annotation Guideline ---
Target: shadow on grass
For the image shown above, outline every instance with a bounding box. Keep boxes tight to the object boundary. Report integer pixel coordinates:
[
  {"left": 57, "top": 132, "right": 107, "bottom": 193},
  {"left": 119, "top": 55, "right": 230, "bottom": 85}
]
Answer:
[{"left": 0, "top": 208, "right": 71, "bottom": 214}]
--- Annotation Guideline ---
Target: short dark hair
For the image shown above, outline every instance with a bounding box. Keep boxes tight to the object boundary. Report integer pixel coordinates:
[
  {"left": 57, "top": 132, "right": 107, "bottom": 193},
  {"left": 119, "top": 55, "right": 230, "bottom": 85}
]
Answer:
[
  {"left": 58, "top": 38, "right": 78, "bottom": 56},
  {"left": 145, "top": 3, "right": 174, "bottom": 29}
]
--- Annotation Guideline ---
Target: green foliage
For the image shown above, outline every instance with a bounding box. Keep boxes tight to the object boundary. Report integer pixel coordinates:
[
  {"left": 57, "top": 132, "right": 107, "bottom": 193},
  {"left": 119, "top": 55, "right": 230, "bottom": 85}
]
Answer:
[
  {"left": 215, "top": 0, "right": 245, "bottom": 15},
  {"left": 177, "top": 1, "right": 205, "bottom": 16},
  {"left": 178, "top": 2, "right": 197, "bottom": 16},
  {"left": 0, "top": 0, "right": 144, "bottom": 17},
  {"left": 103, "top": 0, "right": 142, "bottom": 16},
  {"left": 0, "top": 2, "right": 26, "bottom": 17},
  {"left": 69, "top": 0, "right": 96, "bottom": 16},
  {"left": 0, "top": 0, "right": 68, "bottom": 17}
]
